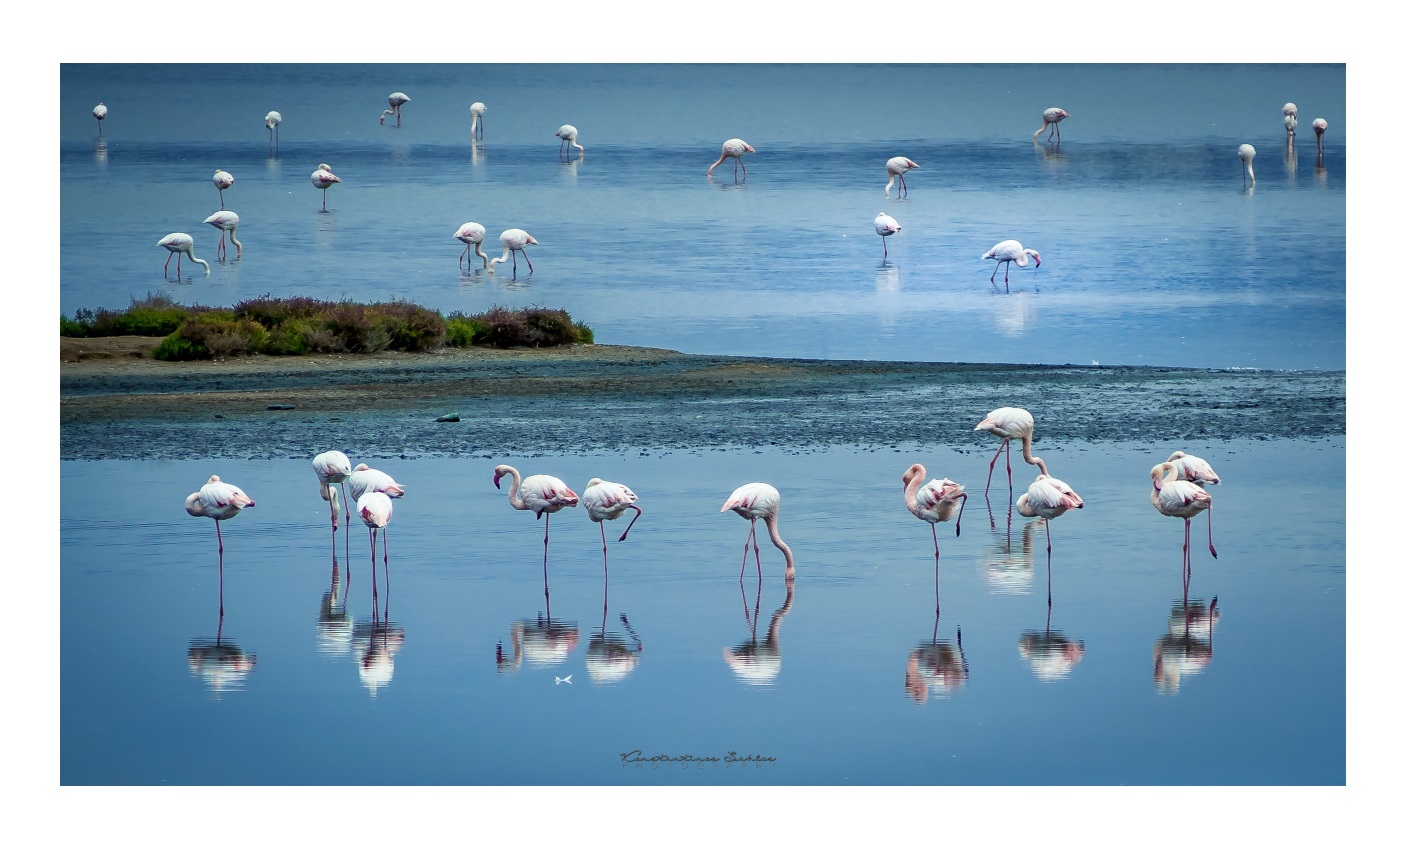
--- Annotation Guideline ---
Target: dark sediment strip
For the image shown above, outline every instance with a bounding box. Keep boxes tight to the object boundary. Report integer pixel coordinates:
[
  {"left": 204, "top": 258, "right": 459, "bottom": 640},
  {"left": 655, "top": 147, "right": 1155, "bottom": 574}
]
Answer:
[{"left": 60, "top": 349, "right": 1345, "bottom": 460}]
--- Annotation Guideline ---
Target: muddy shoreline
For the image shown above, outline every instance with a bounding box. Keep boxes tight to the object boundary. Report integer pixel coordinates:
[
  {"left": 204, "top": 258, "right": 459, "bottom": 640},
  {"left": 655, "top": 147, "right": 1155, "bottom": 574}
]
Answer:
[{"left": 59, "top": 337, "right": 1346, "bottom": 460}]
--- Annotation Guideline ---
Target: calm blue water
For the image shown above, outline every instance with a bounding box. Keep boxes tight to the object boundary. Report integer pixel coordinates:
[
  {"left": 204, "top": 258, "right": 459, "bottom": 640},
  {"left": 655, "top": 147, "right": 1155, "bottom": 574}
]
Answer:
[
  {"left": 58, "top": 65, "right": 1346, "bottom": 786},
  {"left": 59, "top": 63, "right": 1345, "bottom": 370}
]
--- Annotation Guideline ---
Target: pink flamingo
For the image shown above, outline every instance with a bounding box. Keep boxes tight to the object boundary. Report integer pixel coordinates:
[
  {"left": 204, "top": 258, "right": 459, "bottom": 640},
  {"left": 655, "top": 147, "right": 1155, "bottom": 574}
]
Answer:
[
  {"left": 902, "top": 464, "right": 967, "bottom": 615},
  {"left": 721, "top": 482, "right": 795, "bottom": 581},
  {"left": 981, "top": 240, "right": 1041, "bottom": 291},
  {"left": 311, "top": 163, "right": 341, "bottom": 213},
  {"left": 488, "top": 228, "right": 538, "bottom": 275},
  {"left": 185, "top": 475, "right": 256, "bottom": 556},
  {"left": 974, "top": 407, "right": 1050, "bottom": 498},
  {"left": 348, "top": 463, "right": 405, "bottom": 502},
  {"left": 213, "top": 169, "right": 234, "bottom": 209},
  {"left": 885, "top": 157, "right": 920, "bottom": 197},
  {"left": 93, "top": 102, "right": 107, "bottom": 134},
  {"left": 454, "top": 222, "right": 490, "bottom": 270},
  {"left": 874, "top": 212, "right": 901, "bottom": 258},
  {"left": 312, "top": 451, "right": 353, "bottom": 532},
  {"left": 1165, "top": 451, "right": 1221, "bottom": 487},
  {"left": 582, "top": 478, "right": 643, "bottom": 563},
  {"left": 357, "top": 491, "right": 393, "bottom": 570},
  {"left": 708, "top": 138, "right": 754, "bottom": 180},
  {"left": 264, "top": 111, "right": 281, "bottom": 148},
  {"left": 470, "top": 102, "right": 486, "bottom": 140},
  {"left": 1016, "top": 474, "right": 1084, "bottom": 553},
  {"left": 555, "top": 124, "right": 584, "bottom": 158},
  {"left": 1150, "top": 461, "right": 1217, "bottom": 579},
  {"left": 157, "top": 233, "right": 210, "bottom": 278},
  {"left": 494, "top": 464, "right": 579, "bottom": 595},
  {"left": 202, "top": 211, "right": 242, "bottom": 261},
  {"left": 1313, "top": 118, "right": 1327, "bottom": 157},
  {"left": 380, "top": 92, "right": 410, "bottom": 126},
  {"left": 1033, "top": 107, "right": 1070, "bottom": 143}
]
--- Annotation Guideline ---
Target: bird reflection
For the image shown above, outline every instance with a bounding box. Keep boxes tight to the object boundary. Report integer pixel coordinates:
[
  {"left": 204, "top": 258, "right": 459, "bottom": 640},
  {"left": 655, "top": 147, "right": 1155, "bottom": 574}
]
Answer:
[
  {"left": 352, "top": 563, "right": 404, "bottom": 698},
  {"left": 1315, "top": 157, "right": 1327, "bottom": 185},
  {"left": 875, "top": 265, "right": 900, "bottom": 293},
  {"left": 905, "top": 573, "right": 967, "bottom": 703},
  {"left": 187, "top": 574, "right": 256, "bottom": 698},
  {"left": 497, "top": 576, "right": 580, "bottom": 672},
  {"left": 724, "top": 574, "right": 795, "bottom": 686},
  {"left": 94, "top": 136, "right": 107, "bottom": 167},
  {"left": 585, "top": 571, "right": 642, "bottom": 684},
  {"left": 470, "top": 140, "right": 484, "bottom": 166},
  {"left": 984, "top": 498, "right": 1037, "bottom": 595},
  {"left": 1154, "top": 596, "right": 1220, "bottom": 694},
  {"left": 1017, "top": 549, "right": 1085, "bottom": 681},
  {"left": 317, "top": 558, "right": 353, "bottom": 657},
  {"left": 1284, "top": 139, "right": 1297, "bottom": 179}
]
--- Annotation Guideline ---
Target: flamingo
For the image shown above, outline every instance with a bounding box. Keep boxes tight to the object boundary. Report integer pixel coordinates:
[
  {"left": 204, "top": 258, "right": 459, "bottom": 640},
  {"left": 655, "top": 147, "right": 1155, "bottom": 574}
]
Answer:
[
  {"left": 454, "top": 222, "right": 490, "bottom": 270},
  {"left": 213, "top": 169, "right": 234, "bottom": 209},
  {"left": 1033, "top": 107, "right": 1070, "bottom": 143},
  {"left": 157, "top": 233, "right": 210, "bottom": 277},
  {"left": 357, "top": 491, "right": 393, "bottom": 567},
  {"left": 874, "top": 212, "right": 901, "bottom": 258},
  {"left": 488, "top": 228, "right": 538, "bottom": 275},
  {"left": 264, "top": 111, "right": 281, "bottom": 147},
  {"left": 902, "top": 464, "right": 968, "bottom": 607},
  {"left": 1282, "top": 102, "right": 1298, "bottom": 140},
  {"left": 1016, "top": 474, "right": 1084, "bottom": 553},
  {"left": 555, "top": 124, "right": 584, "bottom": 158},
  {"left": 1165, "top": 451, "right": 1221, "bottom": 487},
  {"left": 347, "top": 463, "right": 406, "bottom": 502},
  {"left": 185, "top": 475, "right": 256, "bottom": 555},
  {"left": 380, "top": 92, "right": 410, "bottom": 126},
  {"left": 470, "top": 102, "right": 486, "bottom": 140},
  {"left": 708, "top": 138, "right": 754, "bottom": 180},
  {"left": 721, "top": 482, "right": 795, "bottom": 581},
  {"left": 1150, "top": 461, "right": 1217, "bottom": 578},
  {"left": 1313, "top": 118, "right": 1327, "bottom": 157},
  {"left": 981, "top": 240, "right": 1041, "bottom": 291},
  {"left": 202, "top": 211, "right": 242, "bottom": 261},
  {"left": 312, "top": 450, "right": 354, "bottom": 531},
  {"left": 884, "top": 157, "right": 920, "bottom": 197},
  {"left": 494, "top": 465, "right": 580, "bottom": 594},
  {"left": 92, "top": 102, "right": 106, "bottom": 134},
  {"left": 1239, "top": 144, "right": 1256, "bottom": 187},
  {"left": 582, "top": 478, "right": 643, "bottom": 560},
  {"left": 311, "top": 163, "right": 341, "bottom": 213},
  {"left": 974, "top": 407, "right": 1050, "bottom": 498}
]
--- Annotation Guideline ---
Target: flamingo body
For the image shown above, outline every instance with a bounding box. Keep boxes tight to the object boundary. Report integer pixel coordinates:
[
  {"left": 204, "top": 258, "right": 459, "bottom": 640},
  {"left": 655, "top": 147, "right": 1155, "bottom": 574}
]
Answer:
[
  {"left": 884, "top": 157, "right": 920, "bottom": 197},
  {"left": 358, "top": 491, "right": 394, "bottom": 531},
  {"left": 708, "top": 138, "right": 754, "bottom": 179},
  {"left": 313, "top": 450, "right": 353, "bottom": 531},
  {"left": 264, "top": 110, "right": 281, "bottom": 146},
  {"left": 157, "top": 232, "right": 210, "bottom": 277},
  {"left": 494, "top": 466, "right": 578, "bottom": 518},
  {"left": 1034, "top": 107, "right": 1070, "bottom": 142},
  {"left": 311, "top": 163, "right": 341, "bottom": 212},
  {"left": 1313, "top": 118, "right": 1327, "bottom": 156},
  {"left": 874, "top": 212, "right": 901, "bottom": 258},
  {"left": 1017, "top": 474, "right": 1084, "bottom": 552},
  {"left": 92, "top": 102, "right": 107, "bottom": 133},
  {"left": 1165, "top": 451, "right": 1221, "bottom": 486},
  {"left": 470, "top": 102, "right": 486, "bottom": 139},
  {"left": 1239, "top": 144, "right": 1256, "bottom": 186},
  {"left": 381, "top": 92, "right": 410, "bottom": 126},
  {"left": 555, "top": 124, "right": 584, "bottom": 157},
  {"left": 583, "top": 477, "right": 643, "bottom": 544},
  {"left": 721, "top": 482, "right": 795, "bottom": 580},
  {"left": 185, "top": 474, "right": 255, "bottom": 554},
  {"left": 212, "top": 169, "right": 234, "bottom": 209},
  {"left": 203, "top": 211, "right": 242, "bottom": 261},
  {"left": 454, "top": 222, "right": 490, "bottom": 269},
  {"left": 1151, "top": 461, "right": 1218, "bottom": 568},
  {"left": 488, "top": 228, "right": 538, "bottom": 275},
  {"left": 974, "top": 406, "right": 1049, "bottom": 496},
  {"left": 982, "top": 239, "right": 1041, "bottom": 290},
  {"left": 347, "top": 463, "right": 405, "bottom": 502}
]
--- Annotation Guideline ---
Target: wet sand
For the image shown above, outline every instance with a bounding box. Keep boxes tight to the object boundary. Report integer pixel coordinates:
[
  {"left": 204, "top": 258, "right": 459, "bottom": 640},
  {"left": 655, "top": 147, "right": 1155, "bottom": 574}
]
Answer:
[{"left": 60, "top": 337, "right": 1345, "bottom": 460}]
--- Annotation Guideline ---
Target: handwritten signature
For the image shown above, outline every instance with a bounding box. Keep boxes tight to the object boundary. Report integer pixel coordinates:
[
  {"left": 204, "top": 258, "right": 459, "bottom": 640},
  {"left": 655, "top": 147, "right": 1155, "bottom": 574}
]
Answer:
[{"left": 620, "top": 749, "right": 776, "bottom": 768}]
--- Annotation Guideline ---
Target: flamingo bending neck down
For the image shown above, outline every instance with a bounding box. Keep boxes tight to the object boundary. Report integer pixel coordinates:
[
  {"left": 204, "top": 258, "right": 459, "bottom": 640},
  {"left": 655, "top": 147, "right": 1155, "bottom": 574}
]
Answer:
[
  {"left": 555, "top": 125, "right": 584, "bottom": 158},
  {"left": 1282, "top": 102, "right": 1298, "bottom": 141},
  {"left": 885, "top": 157, "right": 919, "bottom": 197},
  {"left": 721, "top": 482, "right": 795, "bottom": 581},
  {"left": 203, "top": 211, "right": 242, "bottom": 261},
  {"left": 213, "top": 169, "right": 234, "bottom": 209},
  {"left": 974, "top": 407, "right": 1049, "bottom": 498},
  {"left": 312, "top": 450, "right": 354, "bottom": 532},
  {"left": 93, "top": 102, "right": 107, "bottom": 134},
  {"left": 311, "top": 163, "right": 341, "bottom": 212},
  {"left": 488, "top": 229, "right": 538, "bottom": 275},
  {"left": 357, "top": 491, "right": 393, "bottom": 570},
  {"left": 265, "top": 111, "right": 281, "bottom": 148},
  {"left": 981, "top": 240, "right": 1041, "bottom": 291},
  {"left": 1239, "top": 144, "right": 1256, "bottom": 187},
  {"left": 470, "top": 102, "right": 486, "bottom": 140},
  {"left": 381, "top": 92, "right": 410, "bottom": 126},
  {"left": 1313, "top": 118, "right": 1327, "bottom": 157},
  {"left": 708, "top": 138, "right": 754, "bottom": 181},
  {"left": 1016, "top": 474, "right": 1084, "bottom": 553},
  {"left": 874, "top": 212, "right": 901, "bottom": 258},
  {"left": 454, "top": 222, "right": 490, "bottom": 270},
  {"left": 1034, "top": 107, "right": 1070, "bottom": 143},
  {"left": 158, "top": 233, "right": 210, "bottom": 277},
  {"left": 1150, "top": 462, "right": 1217, "bottom": 578}
]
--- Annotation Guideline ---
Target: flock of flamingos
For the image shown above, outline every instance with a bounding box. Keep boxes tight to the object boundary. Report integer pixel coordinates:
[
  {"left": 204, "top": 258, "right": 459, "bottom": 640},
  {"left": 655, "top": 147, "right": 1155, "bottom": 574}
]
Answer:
[{"left": 89, "top": 93, "right": 1330, "bottom": 285}]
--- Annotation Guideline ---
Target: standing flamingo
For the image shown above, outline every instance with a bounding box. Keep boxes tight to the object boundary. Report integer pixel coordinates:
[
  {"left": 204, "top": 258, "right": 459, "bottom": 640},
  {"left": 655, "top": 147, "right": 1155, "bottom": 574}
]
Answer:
[
  {"left": 1313, "top": 118, "right": 1327, "bottom": 157},
  {"left": 264, "top": 111, "right": 281, "bottom": 148},
  {"left": 1016, "top": 474, "right": 1084, "bottom": 553},
  {"left": 470, "top": 102, "right": 486, "bottom": 140},
  {"left": 981, "top": 240, "right": 1041, "bottom": 291},
  {"left": 454, "top": 222, "right": 490, "bottom": 270},
  {"left": 1165, "top": 451, "right": 1221, "bottom": 487},
  {"left": 357, "top": 491, "right": 393, "bottom": 569},
  {"left": 874, "top": 212, "right": 901, "bottom": 258},
  {"left": 902, "top": 464, "right": 968, "bottom": 611},
  {"left": 488, "top": 229, "right": 538, "bottom": 275},
  {"left": 494, "top": 464, "right": 580, "bottom": 595},
  {"left": 202, "top": 211, "right": 242, "bottom": 261},
  {"left": 1033, "top": 107, "right": 1070, "bottom": 143},
  {"left": 185, "top": 475, "right": 256, "bottom": 555},
  {"left": 380, "top": 92, "right": 410, "bottom": 126},
  {"left": 1239, "top": 144, "right": 1256, "bottom": 186},
  {"left": 312, "top": 450, "right": 354, "bottom": 532},
  {"left": 1150, "top": 461, "right": 1217, "bottom": 579},
  {"left": 721, "top": 482, "right": 795, "bottom": 581},
  {"left": 582, "top": 478, "right": 643, "bottom": 562},
  {"left": 555, "top": 124, "right": 584, "bottom": 158},
  {"left": 311, "top": 163, "right": 341, "bottom": 212},
  {"left": 1282, "top": 102, "right": 1298, "bottom": 140},
  {"left": 708, "top": 138, "right": 754, "bottom": 180},
  {"left": 347, "top": 463, "right": 406, "bottom": 502},
  {"left": 213, "top": 169, "right": 234, "bottom": 209},
  {"left": 974, "top": 407, "right": 1049, "bottom": 498},
  {"left": 92, "top": 102, "right": 107, "bottom": 134},
  {"left": 157, "top": 233, "right": 210, "bottom": 277},
  {"left": 884, "top": 157, "right": 920, "bottom": 197}
]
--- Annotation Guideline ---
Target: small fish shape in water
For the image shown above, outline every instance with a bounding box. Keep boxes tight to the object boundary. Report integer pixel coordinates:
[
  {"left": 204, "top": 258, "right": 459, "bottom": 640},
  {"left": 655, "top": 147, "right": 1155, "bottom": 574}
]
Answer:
[{"left": 555, "top": 674, "right": 573, "bottom": 685}]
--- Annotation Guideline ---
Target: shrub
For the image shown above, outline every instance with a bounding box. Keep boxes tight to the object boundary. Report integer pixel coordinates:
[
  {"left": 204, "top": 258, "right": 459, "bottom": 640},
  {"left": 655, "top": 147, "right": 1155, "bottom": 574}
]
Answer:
[
  {"left": 234, "top": 295, "right": 333, "bottom": 329},
  {"left": 169, "top": 313, "right": 269, "bottom": 359},
  {"left": 445, "top": 314, "right": 488, "bottom": 347},
  {"left": 60, "top": 315, "right": 85, "bottom": 337},
  {"left": 152, "top": 333, "right": 207, "bottom": 361},
  {"left": 65, "top": 293, "right": 195, "bottom": 338}
]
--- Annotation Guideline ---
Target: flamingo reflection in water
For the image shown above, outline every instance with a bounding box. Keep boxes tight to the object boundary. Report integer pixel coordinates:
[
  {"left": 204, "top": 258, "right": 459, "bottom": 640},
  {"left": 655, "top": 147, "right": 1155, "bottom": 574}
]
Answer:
[
  {"left": 187, "top": 567, "right": 256, "bottom": 698},
  {"left": 1017, "top": 547, "right": 1085, "bottom": 682},
  {"left": 724, "top": 574, "right": 795, "bottom": 686},
  {"left": 352, "top": 530, "right": 403, "bottom": 698},
  {"left": 984, "top": 500, "right": 1039, "bottom": 595},
  {"left": 586, "top": 568, "right": 643, "bottom": 684},
  {"left": 317, "top": 558, "right": 353, "bottom": 658},
  {"left": 1154, "top": 596, "right": 1220, "bottom": 694},
  {"left": 497, "top": 614, "right": 580, "bottom": 672}
]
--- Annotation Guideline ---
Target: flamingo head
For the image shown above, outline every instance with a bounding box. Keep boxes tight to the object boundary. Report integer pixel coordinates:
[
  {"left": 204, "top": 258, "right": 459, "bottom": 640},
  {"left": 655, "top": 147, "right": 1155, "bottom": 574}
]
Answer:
[
  {"left": 901, "top": 464, "right": 925, "bottom": 486},
  {"left": 526, "top": 235, "right": 539, "bottom": 246},
  {"left": 1151, "top": 462, "right": 1177, "bottom": 492},
  {"left": 1029, "top": 249, "right": 1042, "bottom": 269},
  {"left": 493, "top": 465, "right": 509, "bottom": 489},
  {"left": 744, "top": 143, "right": 756, "bottom": 154}
]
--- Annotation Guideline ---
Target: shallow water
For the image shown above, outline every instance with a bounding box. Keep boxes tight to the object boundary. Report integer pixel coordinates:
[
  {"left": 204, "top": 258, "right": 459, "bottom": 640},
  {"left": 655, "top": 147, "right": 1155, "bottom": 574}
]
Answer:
[
  {"left": 60, "top": 440, "right": 1344, "bottom": 784},
  {"left": 60, "top": 63, "right": 1345, "bottom": 370}
]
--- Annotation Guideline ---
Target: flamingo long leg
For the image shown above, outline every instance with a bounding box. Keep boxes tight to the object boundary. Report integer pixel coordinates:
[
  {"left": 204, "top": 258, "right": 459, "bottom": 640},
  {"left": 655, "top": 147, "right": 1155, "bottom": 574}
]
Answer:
[
  {"left": 164, "top": 254, "right": 173, "bottom": 275},
  {"left": 983, "top": 438, "right": 1011, "bottom": 496},
  {"left": 1206, "top": 508, "right": 1217, "bottom": 559},
  {"left": 739, "top": 522, "right": 756, "bottom": 580},
  {"left": 1043, "top": 518, "right": 1052, "bottom": 553},
  {"left": 619, "top": 506, "right": 642, "bottom": 541}
]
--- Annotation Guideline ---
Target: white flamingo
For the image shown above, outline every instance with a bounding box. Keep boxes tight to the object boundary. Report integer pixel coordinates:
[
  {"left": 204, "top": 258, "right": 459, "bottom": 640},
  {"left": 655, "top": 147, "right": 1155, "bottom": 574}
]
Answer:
[
  {"left": 488, "top": 228, "right": 538, "bottom": 275},
  {"left": 213, "top": 169, "right": 234, "bottom": 209},
  {"left": 1150, "top": 462, "right": 1217, "bottom": 578},
  {"left": 357, "top": 491, "right": 394, "bottom": 567},
  {"left": 582, "top": 478, "right": 643, "bottom": 560},
  {"left": 1016, "top": 474, "right": 1084, "bottom": 553},
  {"left": 381, "top": 92, "right": 410, "bottom": 126},
  {"left": 981, "top": 240, "right": 1041, "bottom": 291},
  {"left": 264, "top": 111, "right": 281, "bottom": 147},
  {"left": 1313, "top": 118, "right": 1327, "bottom": 157},
  {"left": 884, "top": 157, "right": 919, "bottom": 197},
  {"left": 555, "top": 124, "right": 584, "bottom": 157},
  {"left": 470, "top": 102, "right": 486, "bottom": 140},
  {"left": 312, "top": 450, "right": 354, "bottom": 531},
  {"left": 974, "top": 407, "right": 1049, "bottom": 498},
  {"left": 708, "top": 138, "right": 754, "bottom": 180},
  {"left": 311, "top": 163, "right": 341, "bottom": 212},
  {"left": 347, "top": 463, "right": 406, "bottom": 502},
  {"left": 1282, "top": 102, "right": 1298, "bottom": 141},
  {"left": 1239, "top": 144, "right": 1256, "bottom": 186},
  {"left": 494, "top": 465, "right": 580, "bottom": 590},
  {"left": 1165, "top": 451, "right": 1221, "bottom": 487},
  {"left": 203, "top": 211, "right": 242, "bottom": 261},
  {"left": 185, "top": 475, "right": 256, "bottom": 555},
  {"left": 901, "top": 464, "right": 968, "bottom": 591},
  {"left": 93, "top": 102, "right": 107, "bottom": 134},
  {"left": 721, "top": 482, "right": 795, "bottom": 581},
  {"left": 874, "top": 212, "right": 901, "bottom": 258},
  {"left": 1033, "top": 107, "right": 1070, "bottom": 143},
  {"left": 157, "top": 233, "right": 210, "bottom": 277},
  {"left": 454, "top": 222, "right": 490, "bottom": 270}
]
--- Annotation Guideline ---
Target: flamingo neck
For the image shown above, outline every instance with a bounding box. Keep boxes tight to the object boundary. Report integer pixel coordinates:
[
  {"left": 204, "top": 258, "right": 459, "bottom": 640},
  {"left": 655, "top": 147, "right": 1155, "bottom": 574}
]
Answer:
[
  {"left": 1020, "top": 435, "right": 1048, "bottom": 476},
  {"left": 766, "top": 577, "right": 796, "bottom": 642},
  {"left": 228, "top": 229, "right": 243, "bottom": 252},
  {"left": 500, "top": 467, "right": 527, "bottom": 509},
  {"left": 765, "top": 514, "right": 795, "bottom": 579},
  {"left": 489, "top": 247, "right": 512, "bottom": 267},
  {"left": 187, "top": 250, "right": 210, "bottom": 272},
  {"left": 902, "top": 468, "right": 926, "bottom": 517}
]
